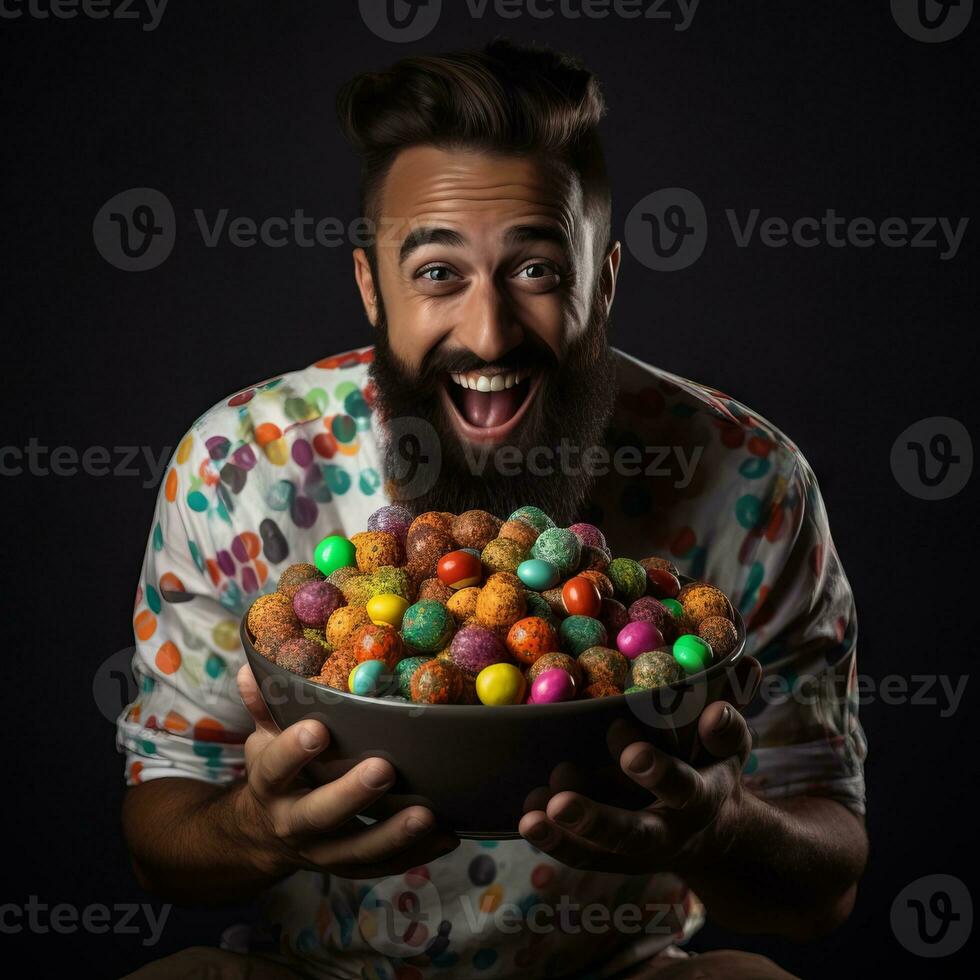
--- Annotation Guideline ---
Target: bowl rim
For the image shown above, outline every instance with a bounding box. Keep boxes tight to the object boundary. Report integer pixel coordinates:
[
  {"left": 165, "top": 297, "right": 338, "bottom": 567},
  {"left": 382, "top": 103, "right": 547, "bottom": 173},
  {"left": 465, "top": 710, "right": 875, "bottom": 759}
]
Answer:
[{"left": 240, "top": 581, "right": 746, "bottom": 718}]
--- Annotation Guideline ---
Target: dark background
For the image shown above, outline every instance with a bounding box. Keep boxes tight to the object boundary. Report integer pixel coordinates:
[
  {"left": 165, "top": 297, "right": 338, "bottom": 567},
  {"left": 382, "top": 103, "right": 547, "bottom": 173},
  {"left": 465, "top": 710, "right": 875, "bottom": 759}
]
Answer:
[{"left": 1, "top": 1, "right": 976, "bottom": 976}]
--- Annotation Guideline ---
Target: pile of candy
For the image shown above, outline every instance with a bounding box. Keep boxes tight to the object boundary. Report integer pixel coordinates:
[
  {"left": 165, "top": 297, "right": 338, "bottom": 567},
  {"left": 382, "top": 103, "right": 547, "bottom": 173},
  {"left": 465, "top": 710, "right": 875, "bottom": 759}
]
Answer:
[{"left": 245, "top": 505, "right": 739, "bottom": 706}]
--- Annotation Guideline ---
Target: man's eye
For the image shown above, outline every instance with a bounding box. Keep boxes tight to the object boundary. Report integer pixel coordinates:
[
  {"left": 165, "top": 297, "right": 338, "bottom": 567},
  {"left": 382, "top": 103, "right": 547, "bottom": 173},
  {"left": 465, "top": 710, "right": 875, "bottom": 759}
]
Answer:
[
  {"left": 418, "top": 266, "right": 458, "bottom": 282},
  {"left": 516, "top": 263, "right": 558, "bottom": 281}
]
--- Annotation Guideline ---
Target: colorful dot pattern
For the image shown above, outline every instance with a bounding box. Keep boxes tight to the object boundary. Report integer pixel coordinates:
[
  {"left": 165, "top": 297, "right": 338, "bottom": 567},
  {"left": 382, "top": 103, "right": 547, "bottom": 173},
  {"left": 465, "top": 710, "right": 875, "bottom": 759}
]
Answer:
[{"left": 116, "top": 345, "right": 863, "bottom": 976}]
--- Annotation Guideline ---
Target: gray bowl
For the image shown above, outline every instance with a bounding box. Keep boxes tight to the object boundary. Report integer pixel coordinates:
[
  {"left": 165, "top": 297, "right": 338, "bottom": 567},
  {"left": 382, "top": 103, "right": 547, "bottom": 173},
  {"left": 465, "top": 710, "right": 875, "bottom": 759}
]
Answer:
[{"left": 241, "top": 596, "right": 745, "bottom": 839}]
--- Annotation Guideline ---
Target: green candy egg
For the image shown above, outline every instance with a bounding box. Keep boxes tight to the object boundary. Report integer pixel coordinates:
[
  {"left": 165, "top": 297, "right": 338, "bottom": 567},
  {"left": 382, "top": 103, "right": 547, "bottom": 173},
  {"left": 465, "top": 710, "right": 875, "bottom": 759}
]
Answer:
[
  {"left": 313, "top": 534, "right": 357, "bottom": 576},
  {"left": 395, "top": 655, "right": 431, "bottom": 699},
  {"left": 607, "top": 557, "right": 647, "bottom": 604},
  {"left": 401, "top": 599, "right": 455, "bottom": 653},
  {"left": 673, "top": 634, "right": 713, "bottom": 674},
  {"left": 530, "top": 528, "right": 582, "bottom": 578},
  {"left": 517, "top": 558, "right": 560, "bottom": 591},
  {"left": 508, "top": 505, "right": 556, "bottom": 534},
  {"left": 559, "top": 615, "right": 608, "bottom": 657},
  {"left": 661, "top": 598, "right": 684, "bottom": 619}
]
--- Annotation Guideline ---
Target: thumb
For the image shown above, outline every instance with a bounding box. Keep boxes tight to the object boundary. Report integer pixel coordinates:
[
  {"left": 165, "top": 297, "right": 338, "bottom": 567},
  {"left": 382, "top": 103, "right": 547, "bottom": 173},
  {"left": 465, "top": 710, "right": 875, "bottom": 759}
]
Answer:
[{"left": 237, "top": 663, "right": 280, "bottom": 737}]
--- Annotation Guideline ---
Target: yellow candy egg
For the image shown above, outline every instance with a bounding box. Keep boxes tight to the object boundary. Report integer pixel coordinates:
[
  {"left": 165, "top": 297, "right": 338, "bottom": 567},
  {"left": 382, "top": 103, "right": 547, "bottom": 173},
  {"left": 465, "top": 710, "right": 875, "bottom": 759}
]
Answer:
[
  {"left": 366, "top": 593, "right": 409, "bottom": 629},
  {"left": 475, "top": 663, "right": 527, "bottom": 706}
]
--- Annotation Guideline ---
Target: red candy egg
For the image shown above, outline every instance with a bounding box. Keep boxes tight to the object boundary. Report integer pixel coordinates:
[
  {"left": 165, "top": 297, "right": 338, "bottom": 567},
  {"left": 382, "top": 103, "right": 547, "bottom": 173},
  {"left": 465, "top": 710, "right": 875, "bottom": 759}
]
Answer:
[
  {"left": 437, "top": 549, "right": 483, "bottom": 590},
  {"left": 561, "top": 575, "right": 602, "bottom": 618},
  {"left": 646, "top": 567, "right": 681, "bottom": 599}
]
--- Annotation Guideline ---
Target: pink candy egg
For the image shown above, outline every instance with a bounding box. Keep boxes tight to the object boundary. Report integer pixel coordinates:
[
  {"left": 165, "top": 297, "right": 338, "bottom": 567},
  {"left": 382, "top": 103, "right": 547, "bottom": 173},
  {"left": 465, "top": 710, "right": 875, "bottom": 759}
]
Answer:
[
  {"left": 528, "top": 668, "right": 576, "bottom": 704},
  {"left": 616, "top": 621, "right": 664, "bottom": 660}
]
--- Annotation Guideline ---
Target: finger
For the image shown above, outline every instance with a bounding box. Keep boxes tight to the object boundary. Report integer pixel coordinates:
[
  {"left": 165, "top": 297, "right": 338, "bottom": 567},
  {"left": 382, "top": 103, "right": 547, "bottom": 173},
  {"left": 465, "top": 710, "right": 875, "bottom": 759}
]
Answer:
[
  {"left": 304, "top": 805, "right": 450, "bottom": 868},
  {"left": 518, "top": 810, "right": 610, "bottom": 869},
  {"left": 237, "top": 664, "right": 279, "bottom": 736},
  {"left": 619, "top": 742, "right": 707, "bottom": 812},
  {"left": 248, "top": 719, "right": 331, "bottom": 800},
  {"left": 318, "top": 831, "right": 462, "bottom": 880},
  {"left": 697, "top": 701, "right": 752, "bottom": 767},
  {"left": 721, "top": 655, "right": 763, "bottom": 710},
  {"left": 285, "top": 757, "right": 399, "bottom": 837},
  {"left": 543, "top": 792, "right": 668, "bottom": 858}
]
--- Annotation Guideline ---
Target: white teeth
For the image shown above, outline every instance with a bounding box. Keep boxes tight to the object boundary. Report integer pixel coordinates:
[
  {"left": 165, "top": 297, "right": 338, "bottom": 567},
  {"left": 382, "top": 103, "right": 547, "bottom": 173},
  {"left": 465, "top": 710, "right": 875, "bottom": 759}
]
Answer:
[
  {"left": 476, "top": 375, "right": 491, "bottom": 392},
  {"left": 449, "top": 370, "right": 533, "bottom": 390},
  {"left": 489, "top": 375, "right": 504, "bottom": 391},
  {"left": 504, "top": 373, "right": 516, "bottom": 389}
]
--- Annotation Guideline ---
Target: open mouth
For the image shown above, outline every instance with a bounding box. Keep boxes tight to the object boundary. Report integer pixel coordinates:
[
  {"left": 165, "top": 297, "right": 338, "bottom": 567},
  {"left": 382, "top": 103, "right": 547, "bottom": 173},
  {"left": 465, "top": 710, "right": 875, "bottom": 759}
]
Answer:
[{"left": 440, "top": 368, "right": 542, "bottom": 444}]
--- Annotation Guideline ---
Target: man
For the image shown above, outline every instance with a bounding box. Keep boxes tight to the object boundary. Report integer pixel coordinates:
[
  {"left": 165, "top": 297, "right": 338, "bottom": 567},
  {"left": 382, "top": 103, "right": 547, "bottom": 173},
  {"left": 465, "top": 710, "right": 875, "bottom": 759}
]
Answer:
[{"left": 119, "top": 40, "right": 867, "bottom": 979}]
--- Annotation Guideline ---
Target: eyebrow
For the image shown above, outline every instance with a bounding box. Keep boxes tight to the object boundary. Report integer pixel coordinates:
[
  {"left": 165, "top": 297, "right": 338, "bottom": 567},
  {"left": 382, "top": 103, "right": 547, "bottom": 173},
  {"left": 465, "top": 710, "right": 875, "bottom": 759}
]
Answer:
[{"left": 398, "top": 223, "right": 571, "bottom": 264}]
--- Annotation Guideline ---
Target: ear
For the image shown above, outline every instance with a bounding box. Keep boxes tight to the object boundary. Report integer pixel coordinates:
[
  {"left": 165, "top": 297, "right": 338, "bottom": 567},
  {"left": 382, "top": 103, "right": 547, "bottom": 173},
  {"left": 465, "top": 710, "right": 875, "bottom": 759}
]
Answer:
[
  {"left": 599, "top": 241, "right": 621, "bottom": 316},
  {"left": 352, "top": 248, "right": 379, "bottom": 327}
]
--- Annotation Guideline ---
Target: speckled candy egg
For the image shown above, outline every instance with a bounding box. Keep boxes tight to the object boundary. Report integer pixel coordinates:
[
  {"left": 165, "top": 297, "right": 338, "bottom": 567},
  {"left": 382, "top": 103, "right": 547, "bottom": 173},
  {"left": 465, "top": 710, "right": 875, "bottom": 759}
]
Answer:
[
  {"left": 366, "top": 566, "right": 414, "bottom": 602},
  {"left": 405, "top": 524, "right": 456, "bottom": 579},
  {"left": 577, "top": 645, "right": 628, "bottom": 689},
  {"left": 583, "top": 680, "right": 622, "bottom": 700},
  {"left": 275, "top": 636, "right": 328, "bottom": 676},
  {"left": 508, "top": 505, "right": 556, "bottom": 534},
  {"left": 312, "top": 646, "right": 358, "bottom": 691},
  {"left": 451, "top": 510, "right": 501, "bottom": 551},
  {"left": 475, "top": 663, "right": 526, "bottom": 705},
  {"left": 367, "top": 504, "right": 414, "bottom": 545},
  {"left": 616, "top": 620, "right": 664, "bottom": 660},
  {"left": 401, "top": 599, "right": 455, "bottom": 653},
  {"left": 506, "top": 616, "right": 559, "bottom": 665},
  {"left": 568, "top": 522, "right": 607, "bottom": 552},
  {"left": 606, "top": 557, "right": 648, "bottom": 604},
  {"left": 276, "top": 562, "right": 324, "bottom": 599},
  {"left": 351, "top": 623, "right": 404, "bottom": 670},
  {"left": 408, "top": 511, "right": 455, "bottom": 537},
  {"left": 417, "top": 577, "right": 454, "bottom": 603},
  {"left": 292, "top": 580, "right": 345, "bottom": 629},
  {"left": 481, "top": 537, "right": 527, "bottom": 575},
  {"left": 639, "top": 555, "right": 680, "bottom": 578},
  {"left": 627, "top": 597, "right": 675, "bottom": 639},
  {"left": 475, "top": 577, "right": 527, "bottom": 629},
  {"left": 527, "top": 651, "right": 583, "bottom": 688},
  {"left": 446, "top": 586, "right": 481, "bottom": 622},
  {"left": 530, "top": 528, "right": 582, "bottom": 578},
  {"left": 410, "top": 660, "right": 465, "bottom": 704},
  {"left": 326, "top": 605, "right": 372, "bottom": 650},
  {"left": 599, "top": 598, "right": 630, "bottom": 637},
  {"left": 529, "top": 668, "right": 577, "bottom": 704},
  {"left": 247, "top": 592, "right": 300, "bottom": 640},
  {"left": 327, "top": 565, "right": 362, "bottom": 590},
  {"left": 351, "top": 531, "right": 402, "bottom": 572},
  {"left": 579, "top": 569, "right": 614, "bottom": 599},
  {"left": 630, "top": 649, "right": 684, "bottom": 690},
  {"left": 394, "top": 655, "right": 430, "bottom": 698},
  {"left": 679, "top": 583, "right": 735, "bottom": 626},
  {"left": 539, "top": 586, "right": 567, "bottom": 620},
  {"left": 516, "top": 558, "right": 560, "bottom": 591},
  {"left": 577, "top": 545, "right": 612, "bottom": 572},
  {"left": 450, "top": 626, "right": 508, "bottom": 675},
  {"left": 437, "top": 549, "right": 484, "bottom": 589},
  {"left": 498, "top": 519, "right": 539, "bottom": 551},
  {"left": 558, "top": 615, "right": 608, "bottom": 657},
  {"left": 524, "top": 590, "right": 560, "bottom": 627},
  {"left": 698, "top": 615, "right": 739, "bottom": 658}
]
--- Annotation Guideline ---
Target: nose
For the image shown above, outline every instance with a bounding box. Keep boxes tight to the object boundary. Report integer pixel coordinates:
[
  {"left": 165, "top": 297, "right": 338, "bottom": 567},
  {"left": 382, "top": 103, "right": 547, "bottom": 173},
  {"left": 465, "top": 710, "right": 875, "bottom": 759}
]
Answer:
[{"left": 451, "top": 277, "right": 524, "bottom": 364}]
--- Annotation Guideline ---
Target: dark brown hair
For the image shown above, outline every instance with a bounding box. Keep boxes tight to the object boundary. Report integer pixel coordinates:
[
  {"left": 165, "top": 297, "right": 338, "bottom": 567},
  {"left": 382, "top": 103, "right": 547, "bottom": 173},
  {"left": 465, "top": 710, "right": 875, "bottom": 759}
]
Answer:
[{"left": 337, "top": 38, "right": 612, "bottom": 261}]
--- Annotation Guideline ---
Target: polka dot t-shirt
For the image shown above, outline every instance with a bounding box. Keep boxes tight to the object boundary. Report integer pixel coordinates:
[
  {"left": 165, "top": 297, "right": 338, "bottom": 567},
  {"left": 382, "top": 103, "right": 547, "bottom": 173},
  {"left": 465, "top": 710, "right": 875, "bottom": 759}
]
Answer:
[{"left": 116, "top": 346, "right": 866, "bottom": 978}]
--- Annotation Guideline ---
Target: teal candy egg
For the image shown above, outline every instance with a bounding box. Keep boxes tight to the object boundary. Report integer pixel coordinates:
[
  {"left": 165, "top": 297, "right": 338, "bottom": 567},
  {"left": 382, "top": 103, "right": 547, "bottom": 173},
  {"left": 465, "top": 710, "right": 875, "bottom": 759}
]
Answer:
[
  {"left": 517, "top": 558, "right": 560, "bottom": 591},
  {"left": 401, "top": 599, "right": 455, "bottom": 653},
  {"left": 673, "top": 634, "right": 713, "bottom": 674},
  {"left": 530, "top": 528, "right": 582, "bottom": 578},
  {"left": 394, "top": 655, "right": 430, "bottom": 699},
  {"left": 508, "top": 505, "right": 556, "bottom": 534},
  {"left": 559, "top": 615, "right": 608, "bottom": 657},
  {"left": 607, "top": 557, "right": 647, "bottom": 604},
  {"left": 349, "top": 659, "right": 395, "bottom": 697},
  {"left": 313, "top": 534, "right": 357, "bottom": 576}
]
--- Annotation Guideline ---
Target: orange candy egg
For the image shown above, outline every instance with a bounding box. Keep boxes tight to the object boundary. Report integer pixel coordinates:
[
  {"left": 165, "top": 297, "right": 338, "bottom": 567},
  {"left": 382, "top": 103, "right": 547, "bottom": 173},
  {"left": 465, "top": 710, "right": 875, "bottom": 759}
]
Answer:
[
  {"left": 506, "top": 616, "right": 559, "bottom": 665},
  {"left": 351, "top": 623, "right": 404, "bottom": 671},
  {"left": 561, "top": 575, "right": 602, "bottom": 618}
]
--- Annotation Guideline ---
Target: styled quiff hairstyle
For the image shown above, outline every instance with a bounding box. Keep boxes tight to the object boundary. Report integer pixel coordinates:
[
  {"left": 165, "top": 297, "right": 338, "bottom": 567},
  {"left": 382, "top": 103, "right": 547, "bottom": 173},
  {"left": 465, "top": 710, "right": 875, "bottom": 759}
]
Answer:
[{"left": 337, "top": 38, "right": 612, "bottom": 265}]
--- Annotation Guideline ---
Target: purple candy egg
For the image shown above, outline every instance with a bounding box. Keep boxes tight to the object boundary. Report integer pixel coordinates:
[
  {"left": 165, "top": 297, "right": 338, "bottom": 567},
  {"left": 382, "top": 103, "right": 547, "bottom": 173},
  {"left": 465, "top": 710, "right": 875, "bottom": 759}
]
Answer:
[
  {"left": 366, "top": 504, "right": 414, "bottom": 545},
  {"left": 616, "top": 620, "right": 664, "bottom": 660},
  {"left": 292, "top": 580, "right": 344, "bottom": 628},
  {"left": 529, "top": 668, "right": 577, "bottom": 704},
  {"left": 629, "top": 596, "right": 677, "bottom": 643},
  {"left": 568, "top": 522, "right": 608, "bottom": 551},
  {"left": 450, "top": 626, "right": 507, "bottom": 674},
  {"left": 599, "top": 598, "right": 630, "bottom": 637}
]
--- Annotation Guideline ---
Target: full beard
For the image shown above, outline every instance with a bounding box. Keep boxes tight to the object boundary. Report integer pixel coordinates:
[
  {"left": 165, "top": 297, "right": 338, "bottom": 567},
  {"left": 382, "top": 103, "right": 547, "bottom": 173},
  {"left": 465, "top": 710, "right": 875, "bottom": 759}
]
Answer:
[{"left": 367, "top": 300, "right": 619, "bottom": 525}]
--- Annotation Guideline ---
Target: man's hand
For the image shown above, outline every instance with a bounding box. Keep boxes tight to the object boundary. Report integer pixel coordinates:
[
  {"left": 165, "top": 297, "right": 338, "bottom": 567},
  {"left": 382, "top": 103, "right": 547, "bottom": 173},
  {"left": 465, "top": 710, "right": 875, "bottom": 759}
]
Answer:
[
  {"left": 233, "top": 664, "right": 460, "bottom": 880},
  {"left": 518, "top": 664, "right": 757, "bottom": 875}
]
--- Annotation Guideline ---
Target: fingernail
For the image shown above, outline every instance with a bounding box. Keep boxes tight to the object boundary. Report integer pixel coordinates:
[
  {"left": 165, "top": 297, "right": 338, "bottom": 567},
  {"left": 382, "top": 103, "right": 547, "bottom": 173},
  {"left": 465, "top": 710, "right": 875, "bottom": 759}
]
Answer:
[
  {"left": 361, "top": 763, "right": 394, "bottom": 790},
  {"left": 406, "top": 816, "right": 431, "bottom": 836},
  {"left": 525, "top": 822, "right": 550, "bottom": 843},
  {"left": 714, "top": 705, "right": 733, "bottom": 734},
  {"left": 627, "top": 747, "right": 655, "bottom": 775},
  {"left": 298, "top": 724, "right": 322, "bottom": 751},
  {"left": 555, "top": 801, "right": 582, "bottom": 825}
]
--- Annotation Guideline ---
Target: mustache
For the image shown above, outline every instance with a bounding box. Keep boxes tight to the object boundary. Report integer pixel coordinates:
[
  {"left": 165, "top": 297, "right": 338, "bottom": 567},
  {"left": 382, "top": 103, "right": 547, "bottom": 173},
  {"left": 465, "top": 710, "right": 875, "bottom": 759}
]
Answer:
[{"left": 417, "top": 339, "right": 560, "bottom": 385}]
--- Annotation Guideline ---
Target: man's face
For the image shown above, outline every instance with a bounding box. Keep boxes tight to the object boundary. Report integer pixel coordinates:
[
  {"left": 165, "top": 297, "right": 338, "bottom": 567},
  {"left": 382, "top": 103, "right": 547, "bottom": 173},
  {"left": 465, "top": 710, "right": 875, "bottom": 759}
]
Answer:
[{"left": 355, "top": 145, "right": 620, "bottom": 519}]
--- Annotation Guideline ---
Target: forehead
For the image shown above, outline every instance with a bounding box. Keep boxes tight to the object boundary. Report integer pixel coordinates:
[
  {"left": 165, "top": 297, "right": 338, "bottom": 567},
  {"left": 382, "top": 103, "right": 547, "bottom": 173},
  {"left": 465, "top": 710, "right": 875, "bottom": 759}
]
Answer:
[{"left": 376, "top": 145, "right": 582, "bottom": 246}]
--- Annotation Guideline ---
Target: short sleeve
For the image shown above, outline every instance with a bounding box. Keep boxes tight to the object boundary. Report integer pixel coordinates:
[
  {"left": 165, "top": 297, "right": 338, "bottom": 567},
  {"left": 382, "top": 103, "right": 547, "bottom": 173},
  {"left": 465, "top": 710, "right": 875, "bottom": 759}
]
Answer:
[
  {"left": 115, "top": 431, "right": 253, "bottom": 787},
  {"left": 733, "top": 453, "right": 867, "bottom": 817}
]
